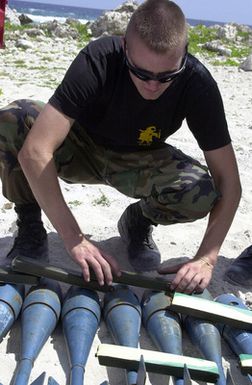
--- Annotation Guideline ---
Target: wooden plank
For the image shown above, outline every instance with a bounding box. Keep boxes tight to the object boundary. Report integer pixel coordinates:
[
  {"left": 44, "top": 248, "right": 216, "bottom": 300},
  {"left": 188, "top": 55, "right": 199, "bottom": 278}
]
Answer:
[
  {"left": 239, "top": 354, "right": 252, "bottom": 375},
  {"left": 110, "top": 270, "right": 172, "bottom": 293},
  {"left": 11, "top": 256, "right": 110, "bottom": 292},
  {"left": 0, "top": 265, "right": 39, "bottom": 285},
  {"left": 11, "top": 256, "right": 173, "bottom": 293},
  {"left": 96, "top": 343, "right": 219, "bottom": 383},
  {"left": 170, "top": 292, "right": 252, "bottom": 330}
]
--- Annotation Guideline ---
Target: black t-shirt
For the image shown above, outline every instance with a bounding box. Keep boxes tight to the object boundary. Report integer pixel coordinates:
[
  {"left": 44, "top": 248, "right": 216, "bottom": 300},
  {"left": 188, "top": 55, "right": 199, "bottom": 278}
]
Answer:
[{"left": 49, "top": 36, "right": 231, "bottom": 152}]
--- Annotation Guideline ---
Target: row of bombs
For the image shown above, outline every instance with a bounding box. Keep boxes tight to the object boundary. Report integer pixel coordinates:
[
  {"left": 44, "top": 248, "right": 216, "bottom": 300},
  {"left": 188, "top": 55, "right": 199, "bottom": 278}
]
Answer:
[{"left": 0, "top": 280, "right": 251, "bottom": 385}]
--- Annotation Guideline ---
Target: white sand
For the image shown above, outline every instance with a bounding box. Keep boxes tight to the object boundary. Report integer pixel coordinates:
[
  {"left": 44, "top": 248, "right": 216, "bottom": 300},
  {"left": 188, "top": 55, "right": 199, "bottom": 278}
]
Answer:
[{"left": 0, "top": 36, "right": 252, "bottom": 385}]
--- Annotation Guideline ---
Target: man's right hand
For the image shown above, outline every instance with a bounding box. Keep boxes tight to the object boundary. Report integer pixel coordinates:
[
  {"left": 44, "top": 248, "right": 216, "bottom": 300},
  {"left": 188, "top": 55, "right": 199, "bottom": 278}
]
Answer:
[{"left": 65, "top": 235, "right": 121, "bottom": 286}]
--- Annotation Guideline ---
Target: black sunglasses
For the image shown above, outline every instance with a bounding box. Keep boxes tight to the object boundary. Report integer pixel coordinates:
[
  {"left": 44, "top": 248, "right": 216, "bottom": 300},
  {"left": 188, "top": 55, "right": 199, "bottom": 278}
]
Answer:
[{"left": 125, "top": 44, "right": 188, "bottom": 83}]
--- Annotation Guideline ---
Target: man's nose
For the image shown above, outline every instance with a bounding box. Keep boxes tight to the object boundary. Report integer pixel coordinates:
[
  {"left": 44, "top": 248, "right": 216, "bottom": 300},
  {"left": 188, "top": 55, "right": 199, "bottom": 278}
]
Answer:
[{"left": 145, "top": 80, "right": 161, "bottom": 91}]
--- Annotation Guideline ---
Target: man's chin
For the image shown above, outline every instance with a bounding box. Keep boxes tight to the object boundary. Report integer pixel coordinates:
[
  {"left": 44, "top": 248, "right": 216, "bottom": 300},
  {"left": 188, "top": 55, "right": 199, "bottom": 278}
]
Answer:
[{"left": 139, "top": 91, "right": 162, "bottom": 100}]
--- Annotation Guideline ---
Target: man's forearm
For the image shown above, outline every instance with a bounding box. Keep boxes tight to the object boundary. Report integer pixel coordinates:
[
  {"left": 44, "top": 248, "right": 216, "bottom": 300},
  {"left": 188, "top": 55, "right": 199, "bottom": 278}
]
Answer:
[
  {"left": 18, "top": 150, "right": 83, "bottom": 243},
  {"left": 194, "top": 183, "right": 241, "bottom": 265},
  {"left": 18, "top": 148, "right": 120, "bottom": 285}
]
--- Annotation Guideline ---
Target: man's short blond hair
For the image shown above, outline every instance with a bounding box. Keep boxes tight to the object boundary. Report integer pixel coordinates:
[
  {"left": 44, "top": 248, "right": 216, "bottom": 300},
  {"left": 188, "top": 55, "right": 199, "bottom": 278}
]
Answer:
[{"left": 126, "top": 0, "right": 187, "bottom": 52}]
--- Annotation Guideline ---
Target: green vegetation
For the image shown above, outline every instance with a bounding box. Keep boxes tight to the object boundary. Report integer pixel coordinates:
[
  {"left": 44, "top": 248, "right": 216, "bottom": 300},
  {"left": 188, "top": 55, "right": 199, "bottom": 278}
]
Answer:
[
  {"left": 41, "top": 56, "right": 54, "bottom": 62},
  {"left": 231, "top": 46, "right": 250, "bottom": 58},
  {"left": 92, "top": 191, "right": 111, "bottom": 207},
  {"left": 188, "top": 24, "right": 251, "bottom": 66},
  {"left": 3, "top": 21, "right": 251, "bottom": 67},
  {"left": 68, "top": 200, "right": 82, "bottom": 207},
  {"left": 4, "top": 21, "right": 29, "bottom": 33},
  {"left": 212, "top": 58, "right": 240, "bottom": 66},
  {"left": 4, "top": 19, "right": 91, "bottom": 41},
  {"left": 29, "top": 66, "right": 49, "bottom": 70},
  {"left": 14, "top": 59, "right": 27, "bottom": 68},
  {"left": 0, "top": 88, "right": 3, "bottom": 96},
  {"left": 41, "top": 81, "right": 60, "bottom": 88},
  {"left": 188, "top": 24, "right": 218, "bottom": 54},
  {"left": 237, "top": 30, "right": 250, "bottom": 40},
  {"left": 66, "top": 20, "right": 92, "bottom": 42}
]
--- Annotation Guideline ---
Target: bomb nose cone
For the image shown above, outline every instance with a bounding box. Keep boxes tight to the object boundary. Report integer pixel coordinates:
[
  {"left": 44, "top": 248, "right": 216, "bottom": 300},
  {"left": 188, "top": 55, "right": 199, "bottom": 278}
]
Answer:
[
  {"left": 215, "top": 293, "right": 252, "bottom": 357},
  {"left": 141, "top": 290, "right": 183, "bottom": 385},
  {"left": 11, "top": 280, "right": 62, "bottom": 385},
  {"left": 0, "top": 283, "right": 24, "bottom": 341},
  {"left": 103, "top": 284, "right": 141, "bottom": 385},
  {"left": 62, "top": 286, "right": 101, "bottom": 385}
]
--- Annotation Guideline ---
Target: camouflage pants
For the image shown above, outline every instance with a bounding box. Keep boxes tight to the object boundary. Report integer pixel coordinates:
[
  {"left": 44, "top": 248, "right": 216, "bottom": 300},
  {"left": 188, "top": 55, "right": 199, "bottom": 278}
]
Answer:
[{"left": 0, "top": 99, "right": 219, "bottom": 225}]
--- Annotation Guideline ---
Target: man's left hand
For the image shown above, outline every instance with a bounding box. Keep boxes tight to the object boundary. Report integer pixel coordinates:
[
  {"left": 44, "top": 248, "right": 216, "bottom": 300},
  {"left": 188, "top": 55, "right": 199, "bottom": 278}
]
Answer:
[{"left": 158, "top": 257, "right": 214, "bottom": 294}]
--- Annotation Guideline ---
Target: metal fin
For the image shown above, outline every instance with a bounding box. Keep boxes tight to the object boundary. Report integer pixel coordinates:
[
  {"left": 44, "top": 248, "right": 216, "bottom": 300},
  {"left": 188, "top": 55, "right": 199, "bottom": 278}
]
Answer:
[
  {"left": 30, "top": 372, "right": 46, "bottom": 385},
  {"left": 184, "top": 364, "right": 192, "bottom": 385},
  {"left": 48, "top": 376, "right": 60, "bottom": 385},
  {"left": 136, "top": 354, "right": 147, "bottom": 385},
  {"left": 226, "top": 368, "right": 236, "bottom": 385}
]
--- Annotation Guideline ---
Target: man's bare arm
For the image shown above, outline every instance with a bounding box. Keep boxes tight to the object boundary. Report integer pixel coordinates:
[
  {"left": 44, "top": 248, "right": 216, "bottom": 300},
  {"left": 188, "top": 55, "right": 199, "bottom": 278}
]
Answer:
[
  {"left": 18, "top": 103, "right": 120, "bottom": 285},
  {"left": 158, "top": 143, "right": 241, "bottom": 293}
]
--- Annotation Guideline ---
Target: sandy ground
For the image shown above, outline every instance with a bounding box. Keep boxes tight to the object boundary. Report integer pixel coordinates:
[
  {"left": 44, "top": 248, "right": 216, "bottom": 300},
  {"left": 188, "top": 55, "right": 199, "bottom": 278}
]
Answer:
[{"left": 1, "top": 34, "right": 252, "bottom": 385}]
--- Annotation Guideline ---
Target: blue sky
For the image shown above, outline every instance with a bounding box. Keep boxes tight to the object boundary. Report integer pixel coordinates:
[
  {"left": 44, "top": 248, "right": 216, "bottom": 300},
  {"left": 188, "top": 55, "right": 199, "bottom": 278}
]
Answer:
[{"left": 14, "top": 0, "right": 252, "bottom": 25}]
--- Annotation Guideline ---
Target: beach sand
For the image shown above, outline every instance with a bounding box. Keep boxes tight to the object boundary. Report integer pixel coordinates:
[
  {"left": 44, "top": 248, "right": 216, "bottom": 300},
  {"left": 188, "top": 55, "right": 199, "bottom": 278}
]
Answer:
[{"left": 0, "top": 34, "right": 252, "bottom": 385}]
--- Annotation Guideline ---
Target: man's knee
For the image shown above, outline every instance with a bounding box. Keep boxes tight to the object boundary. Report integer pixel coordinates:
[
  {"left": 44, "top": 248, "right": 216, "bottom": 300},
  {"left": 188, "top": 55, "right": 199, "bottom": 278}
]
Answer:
[
  {"left": 142, "top": 172, "right": 219, "bottom": 225},
  {"left": 183, "top": 172, "right": 219, "bottom": 219},
  {"left": 0, "top": 99, "right": 44, "bottom": 136},
  {"left": 0, "top": 99, "right": 44, "bottom": 173}
]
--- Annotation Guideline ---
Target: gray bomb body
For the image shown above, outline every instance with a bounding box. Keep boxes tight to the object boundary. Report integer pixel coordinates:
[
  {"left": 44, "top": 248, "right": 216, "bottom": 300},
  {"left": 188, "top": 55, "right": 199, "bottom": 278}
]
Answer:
[
  {"left": 184, "top": 290, "right": 226, "bottom": 385},
  {"left": 103, "top": 285, "right": 142, "bottom": 385},
  {"left": 141, "top": 290, "right": 184, "bottom": 385},
  {"left": 61, "top": 286, "right": 101, "bottom": 385},
  {"left": 0, "top": 283, "right": 24, "bottom": 342},
  {"left": 12, "top": 278, "right": 62, "bottom": 385}
]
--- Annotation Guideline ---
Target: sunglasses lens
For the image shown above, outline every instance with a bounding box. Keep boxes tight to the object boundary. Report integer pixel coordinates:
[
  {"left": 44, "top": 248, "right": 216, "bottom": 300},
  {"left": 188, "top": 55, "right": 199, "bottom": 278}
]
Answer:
[
  {"left": 133, "top": 70, "right": 149, "bottom": 81},
  {"left": 159, "top": 75, "right": 173, "bottom": 83},
  {"left": 135, "top": 72, "right": 177, "bottom": 83},
  {"left": 125, "top": 51, "right": 187, "bottom": 83}
]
